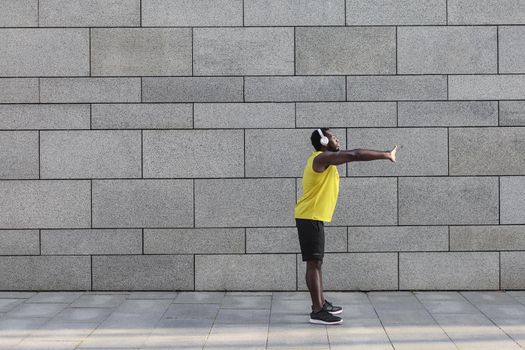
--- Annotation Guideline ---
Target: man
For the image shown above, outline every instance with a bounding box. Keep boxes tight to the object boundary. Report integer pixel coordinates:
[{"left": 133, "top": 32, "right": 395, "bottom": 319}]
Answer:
[{"left": 295, "top": 128, "right": 397, "bottom": 325}]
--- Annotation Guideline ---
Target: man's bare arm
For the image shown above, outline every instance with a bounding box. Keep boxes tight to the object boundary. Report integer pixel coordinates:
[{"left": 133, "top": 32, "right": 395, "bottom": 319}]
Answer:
[{"left": 313, "top": 145, "right": 397, "bottom": 172}]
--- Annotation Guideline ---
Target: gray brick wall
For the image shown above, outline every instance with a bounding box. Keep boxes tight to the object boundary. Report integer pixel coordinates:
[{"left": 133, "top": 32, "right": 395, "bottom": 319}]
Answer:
[{"left": 0, "top": 0, "right": 524, "bottom": 291}]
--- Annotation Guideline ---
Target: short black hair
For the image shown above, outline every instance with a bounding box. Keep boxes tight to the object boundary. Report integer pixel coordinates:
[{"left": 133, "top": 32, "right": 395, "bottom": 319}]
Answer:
[{"left": 311, "top": 128, "right": 330, "bottom": 151}]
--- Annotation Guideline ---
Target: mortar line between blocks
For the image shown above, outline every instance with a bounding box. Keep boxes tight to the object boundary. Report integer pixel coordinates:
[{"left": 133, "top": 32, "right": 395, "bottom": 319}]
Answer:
[{"left": 499, "top": 251, "right": 501, "bottom": 290}]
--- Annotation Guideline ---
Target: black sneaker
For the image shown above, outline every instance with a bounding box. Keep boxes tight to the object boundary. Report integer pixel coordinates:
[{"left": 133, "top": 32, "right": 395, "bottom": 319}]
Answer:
[
  {"left": 309, "top": 307, "right": 343, "bottom": 325},
  {"left": 323, "top": 299, "right": 343, "bottom": 315}
]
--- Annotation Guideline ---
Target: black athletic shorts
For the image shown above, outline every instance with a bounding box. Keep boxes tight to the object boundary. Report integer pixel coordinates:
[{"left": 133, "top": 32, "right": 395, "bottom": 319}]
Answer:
[{"left": 295, "top": 218, "right": 325, "bottom": 262}]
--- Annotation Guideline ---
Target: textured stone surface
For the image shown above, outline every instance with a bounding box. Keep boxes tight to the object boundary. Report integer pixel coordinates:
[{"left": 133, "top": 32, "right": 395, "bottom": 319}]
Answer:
[
  {"left": 400, "top": 252, "right": 499, "bottom": 290},
  {"left": 296, "top": 102, "right": 396, "bottom": 127},
  {"left": 92, "top": 104, "right": 192, "bottom": 129},
  {"left": 347, "top": 0, "right": 445, "bottom": 25},
  {"left": 41, "top": 78, "right": 141, "bottom": 103},
  {"left": 501, "top": 177, "right": 525, "bottom": 224},
  {"left": 0, "top": 131, "right": 38, "bottom": 179},
  {"left": 40, "top": 130, "right": 142, "bottom": 178},
  {"left": 245, "top": 0, "right": 343, "bottom": 26},
  {"left": 92, "top": 28, "right": 192, "bottom": 76},
  {"left": 142, "top": 0, "right": 242, "bottom": 26},
  {"left": 500, "top": 101, "right": 525, "bottom": 126},
  {"left": 398, "top": 26, "right": 496, "bottom": 74},
  {"left": 195, "top": 179, "right": 295, "bottom": 227},
  {"left": 41, "top": 229, "right": 142, "bottom": 255},
  {"left": 195, "top": 255, "right": 296, "bottom": 290},
  {"left": 348, "top": 226, "right": 448, "bottom": 252},
  {"left": 92, "top": 180, "right": 193, "bottom": 228},
  {"left": 246, "top": 227, "right": 346, "bottom": 253},
  {"left": 142, "top": 77, "right": 243, "bottom": 103},
  {"left": 448, "top": 0, "right": 525, "bottom": 24},
  {"left": 245, "top": 76, "right": 345, "bottom": 102},
  {"left": 449, "top": 128, "right": 525, "bottom": 175},
  {"left": 0, "top": 29, "right": 88, "bottom": 76},
  {"left": 499, "top": 26, "right": 525, "bottom": 73},
  {"left": 0, "top": 104, "right": 89, "bottom": 130},
  {"left": 347, "top": 75, "right": 447, "bottom": 101},
  {"left": 0, "top": 256, "right": 90, "bottom": 290},
  {"left": 398, "top": 101, "right": 498, "bottom": 126},
  {"left": 297, "top": 253, "right": 398, "bottom": 290},
  {"left": 0, "top": 230, "right": 39, "bottom": 255},
  {"left": 449, "top": 75, "right": 525, "bottom": 100},
  {"left": 194, "top": 27, "right": 294, "bottom": 75},
  {"left": 92, "top": 255, "right": 193, "bottom": 290},
  {"left": 399, "top": 177, "right": 499, "bottom": 225},
  {"left": 143, "top": 130, "right": 244, "bottom": 178},
  {"left": 296, "top": 27, "right": 395, "bottom": 74},
  {"left": 450, "top": 226, "right": 525, "bottom": 251},
  {"left": 346, "top": 128, "right": 448, "bottom": 176},
  {"left": 0, "top": 78, "right": 38, "bottom": 103},
  {"left": 0, "top": 0, "right": 37, "bottom": 27},
  {"left": 0, "top": 180, "right": 90, "bottom": 229},
  {"left": 501, "top": 252, "right": 525, "bottom": 289},
  {"left": 194, "top": 103, "right": 295, "bottom": 129},
  {"left": 144, "top": 228, "right": 245, "bottom": 254}
]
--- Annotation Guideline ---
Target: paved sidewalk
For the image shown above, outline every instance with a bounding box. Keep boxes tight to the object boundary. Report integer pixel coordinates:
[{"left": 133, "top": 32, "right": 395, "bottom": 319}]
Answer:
[{"left": 1, "top": 291, "right": 525, "bottom": 349}]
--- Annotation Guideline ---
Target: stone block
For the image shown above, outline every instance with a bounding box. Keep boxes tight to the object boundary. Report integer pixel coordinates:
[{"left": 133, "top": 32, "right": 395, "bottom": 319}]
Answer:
[
  {"left": 448, "top": 0, "right": 525, "bottom": 24},
  {"left": 92, "top": 179, "right": 193, "bottom": 228},
  {"left": 245, "top": 76, "right": 345, "bottom": 102},
  {"left": 501, "top": 252, "right": 525, "bottom": 289},
  {"left": 91, "top": 28, "right": 192, "bottom": 76},
  {"left": 245, "top": 128, "right": 346, "bottom": 177},
  {"left": 41, "top": 130, "right": 141, "bottom": 179},
  {"left": 400, "top": 252, "right": 499, "bottom": 290},
  {"left": 449, "top": 75, "right": 525, "bottom": 100},
  {"left": 398, "top": 26, "right": 496, "bottom": 74},
  {"left": 501, "top": 176, "right": 525, "bottom": 224},
  {"left": 144, "top": 228, "right": 244, "bottom": 254},
  {"left": 348, "top": 226, "right": 448, "bottom": 252},
  {"left": 194, "top": 27, "right": 294, "bottom": 75},
  {"left": 41, "top": 229, "right": 142, "bottom": 255},
  {"left": 0, "top": 256, "right": 91, "bottom": 290},
  {"left": 245, "top": 0, "right": 343, "bottom": 25},
  {"left": 297, "top": 253, "right": 398, "bottom": 290},
  {"left": 449, "top": 127, "right": 525, "bottom": 175},
  {"left": 92, "top": 104, "right": 192, "bottom": 129},
  {"left": 92, "top": 255, "right": 193, "bottom": 290},
  {"left": 398, "top": 101, "right": 498, "bottom": 127},
  {"left": 399, "top": 177, "right": 499, "bottom": 225},
  {"left": 0, "top": 131, "right": 38, "bottom": 179},
  {"left": 142, "top": 77, "right": 243, "bottom": 103},
  {"left": 41, "top": 78, "right": 141, "bottom": 103},
  {"left": 0, "top": 104, "right": 90, "bottom": 130},
  {"left": 296, "top": 102, "right": 396, "bottom": 128},
  {"left": 500, "top": 101, "right": 525, "bottom": 126},
  {"left": 246, "top": 227, "right": 346, "bottom": 253},
  {"left": 0, "top": 29, "right": 88, "bottom": 77},
  {"left": 296, "top": 27, "right": 395, "bottom": 74},
  {"left": 143, "top": 130, "right": 244, "bottom": 178},
  {"left": 0, "top": 230, "right": 39, "bottom": 255},
  {"left": 142, "top": 0, "right": 242, "bottom": 26},
  {"left": 0, "top": 0, "right": 37, "bottom": 27},
  {"left": 0, "top": 79, "right": 38, "bottom": 103},
  {"left": 39, "top": 0, "right": 140, "bottom": 26},
  {"left": 194, "top": 103, "right": 295, "bottom": 129},
  {"left": 450, "top": 225, "right": 525, "bottom": 251},
  {"left": 347, "top": 75, "right": 447, "bottom": 101},
  {"left": 195, "top": 254, "right": 296, "bottom": 290},
  {"left": 346, "top": 0, "right": 445, "bottom": 25},
  {"left": 346, "top": 128, "right": 448, "bottom": 176},
  {"left": 195, "top": 179, "right": 295, "bottom": 227},
  {"left": 499, "top": 26, "right": 525, "bottom": 73},
  {"left": 0, "top": 180, "right": 90, "bottom": 229}
]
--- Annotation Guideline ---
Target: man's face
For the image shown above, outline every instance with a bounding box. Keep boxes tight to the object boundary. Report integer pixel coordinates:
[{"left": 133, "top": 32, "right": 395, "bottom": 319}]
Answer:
[{"left": 324, "top": 130, "right": 340, "bottom": 151}]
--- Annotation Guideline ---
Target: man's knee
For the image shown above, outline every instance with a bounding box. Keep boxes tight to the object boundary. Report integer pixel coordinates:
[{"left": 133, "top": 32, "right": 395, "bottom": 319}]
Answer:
[{"left": 306, "top": 259, "right": 323, "bottom": 269}]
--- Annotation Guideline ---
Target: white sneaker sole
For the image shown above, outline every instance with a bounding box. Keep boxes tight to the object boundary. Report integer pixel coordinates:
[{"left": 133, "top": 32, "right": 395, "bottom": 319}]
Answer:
[
  {"left": 309, "top": 318, "right": 343, "bottom": 325},
  {"left": 328, "top": 309, "right": 343, "bottom": 315}
]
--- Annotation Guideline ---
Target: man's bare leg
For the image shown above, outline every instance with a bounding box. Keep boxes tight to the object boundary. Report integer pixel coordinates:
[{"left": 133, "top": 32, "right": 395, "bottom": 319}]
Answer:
[{"left": 306, "top": 260, "right": 324, "bottom": 312}]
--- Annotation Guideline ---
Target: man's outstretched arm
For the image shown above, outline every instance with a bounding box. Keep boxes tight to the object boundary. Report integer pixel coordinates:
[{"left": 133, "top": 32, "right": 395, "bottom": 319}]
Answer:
[{"left": 313, "top": 145, "right": 397, "bottom": 172}]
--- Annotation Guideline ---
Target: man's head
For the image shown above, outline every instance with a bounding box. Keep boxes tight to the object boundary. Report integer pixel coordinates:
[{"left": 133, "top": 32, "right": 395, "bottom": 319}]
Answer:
[{"left": 311, "top": 128, "right": 340, "bottom": 152}]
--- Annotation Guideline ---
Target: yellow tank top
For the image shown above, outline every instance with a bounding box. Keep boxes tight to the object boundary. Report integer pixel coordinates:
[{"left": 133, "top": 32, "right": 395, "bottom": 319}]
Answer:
[{"left": 294, "top": 151, "right": 340, "bottom": 222}]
